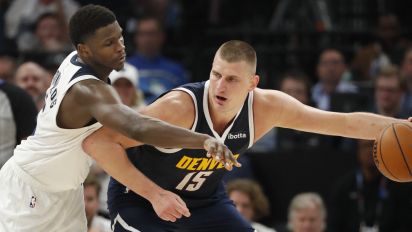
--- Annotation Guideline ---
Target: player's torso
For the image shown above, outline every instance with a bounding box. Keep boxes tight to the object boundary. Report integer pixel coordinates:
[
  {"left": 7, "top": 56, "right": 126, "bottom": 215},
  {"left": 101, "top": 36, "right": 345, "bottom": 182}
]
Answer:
[
  {"left": 109, "top": 81, "right": 255, "bottom": 209},
  {"left": 13, "top": 51, "right": 103, "bottom": 192}
]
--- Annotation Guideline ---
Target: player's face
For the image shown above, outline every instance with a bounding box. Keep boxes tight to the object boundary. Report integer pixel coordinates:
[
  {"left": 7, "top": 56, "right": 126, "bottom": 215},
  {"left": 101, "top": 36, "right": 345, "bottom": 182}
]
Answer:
[
  {"left": 229, "top": 190, "right": 254, "bottom": 221},
  {"left": 209, "top": 54, "right": 258, "bottom": 114},
  {"left": 83, "top": 21, "right": 126, "bottom": 72},
  {"left": 289, "top": 207, "right": 325, "bottom": 232}
]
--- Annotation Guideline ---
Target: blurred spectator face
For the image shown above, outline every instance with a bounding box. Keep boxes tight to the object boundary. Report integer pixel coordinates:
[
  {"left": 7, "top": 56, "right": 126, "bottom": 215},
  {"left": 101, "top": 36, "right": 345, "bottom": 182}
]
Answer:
[
  {"left": 280, "top": 77, "right": 309, "bottom": 104},
  {"left": 113, "top": 78, "right": 135, "bottom": 106},
  {"left": 289, "top": 206, "right": 324, "bottom": 232},
  {"left": 375, "top": 75, "right": 402, "bottom": 115},
  {"left": 401, "top": 49, "right": 412, "bottom": 79},
  {"left": 135, "top": 18, "right": 164, "bottom": 58},
  {"left": 84, "top": 184, "right": 99, "bottom": 224},
  {"left": 36, "top": 15, "right": 62, "bottom": 46},
  {"left": 377, "top": 14, "right": 400, "bottom": 43},
  {"left": 317, "top": 50, "right": 346, "bottom": 86},
  {"left": 0, "top": 56, "right": 16, "bottom": 81},
  {"left": 14, "top": 62, "right": 48, "bottom": 99},
  {"left": 229, "top": 190, "right": 254, "bottom": 221}
]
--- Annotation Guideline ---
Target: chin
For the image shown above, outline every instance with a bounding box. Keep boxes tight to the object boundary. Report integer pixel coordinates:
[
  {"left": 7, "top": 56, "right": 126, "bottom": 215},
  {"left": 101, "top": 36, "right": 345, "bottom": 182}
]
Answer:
[{"left": 113, "top": 62, "right": 125, "bottom": 71}]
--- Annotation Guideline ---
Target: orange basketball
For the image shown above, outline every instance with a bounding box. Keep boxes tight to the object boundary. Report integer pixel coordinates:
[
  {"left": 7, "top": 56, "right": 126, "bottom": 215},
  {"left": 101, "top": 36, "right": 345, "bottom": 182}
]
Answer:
[{"left": 374, "top": 123, "right": 412, "bottom": 182}]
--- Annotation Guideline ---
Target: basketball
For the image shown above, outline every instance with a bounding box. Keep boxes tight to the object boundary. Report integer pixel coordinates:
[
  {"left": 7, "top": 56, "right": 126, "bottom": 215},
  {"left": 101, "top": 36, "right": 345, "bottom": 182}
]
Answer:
[{"left": 373, "top": 123, "right": 412, "bottom": 182}]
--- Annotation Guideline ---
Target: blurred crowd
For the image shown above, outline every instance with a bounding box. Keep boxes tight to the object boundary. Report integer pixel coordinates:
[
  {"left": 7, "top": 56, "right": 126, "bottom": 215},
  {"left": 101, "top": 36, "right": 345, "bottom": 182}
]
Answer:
[{"left": 1, "top": 0, "right": 412, "bottom": 231}]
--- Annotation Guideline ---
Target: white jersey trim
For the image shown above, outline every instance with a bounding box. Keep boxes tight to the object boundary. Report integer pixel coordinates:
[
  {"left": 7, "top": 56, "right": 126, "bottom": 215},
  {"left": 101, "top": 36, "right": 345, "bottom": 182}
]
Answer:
[
  {"left": 112, "top": 214, "right": 141, "bottom": 232},
  {"left": 203, "top": 80, "right": 245, "bottom": 143},
  {"left": 153, "top": 87, "right": 199, "bottom": 154},
  {"left": 248, "top": 90, "right": 255, "bottom": 148}
]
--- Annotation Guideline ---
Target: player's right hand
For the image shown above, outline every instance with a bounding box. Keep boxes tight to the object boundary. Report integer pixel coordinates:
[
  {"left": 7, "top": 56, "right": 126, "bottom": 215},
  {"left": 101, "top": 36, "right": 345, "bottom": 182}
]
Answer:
[
  {"left": 150, "top": 189, "right": 191, "bottom": 222},
  {"left": 203, "top": 137, "right": 241, "bottom": 171}
]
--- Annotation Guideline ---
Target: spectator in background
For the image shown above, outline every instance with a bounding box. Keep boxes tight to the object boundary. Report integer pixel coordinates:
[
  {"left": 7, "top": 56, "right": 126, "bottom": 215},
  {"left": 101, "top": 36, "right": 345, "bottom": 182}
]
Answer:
[
  {"left": 401, "top": 47, "right": 412, "bottom": 114},
  {"left": 18, "top": 12, "right": 72, "bottom": 53},
  {"left": 375, "top": 13, "right": 410, "bottom": 65},
  {"left": 312, "top": 49, "right": 357, "bottom": 111},
  {"left": 287, "top": 192, "right": 326, "bottom": 232},
  {"left": 128, "top": 15, "right": 188, "bottom": 103},
  {"left": 5, "top": 0, "right": 78, "bottom": 41},
  {"left": 372, "top": 65, "right": 409, "bottom": 118},
  {"left": 227, "top": 179, "right": 276, "bottom": 232},
  {"left": 14, "top": 61, "right": 51, "bottom": 110},
  {"left": 328, "top": 140, "right": 412, "bottom": 232},
  {"left": 84, "top": 173, "right": 111, "bottom": 232},
  {"left": 110, "top": 62, "right": 145, "bottom": 111},
  {"left": 0, "top": 51, "right": 17, "bottom": 82},
  {"left": 0, "top": 74, "right": 37, "bottom": 167}
]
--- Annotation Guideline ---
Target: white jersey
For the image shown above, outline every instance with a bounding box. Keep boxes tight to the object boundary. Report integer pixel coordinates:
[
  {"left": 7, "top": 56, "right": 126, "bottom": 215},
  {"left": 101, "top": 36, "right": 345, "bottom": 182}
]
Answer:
[{"left": 13, "top": 51, "right": 103, "bottom": 192}]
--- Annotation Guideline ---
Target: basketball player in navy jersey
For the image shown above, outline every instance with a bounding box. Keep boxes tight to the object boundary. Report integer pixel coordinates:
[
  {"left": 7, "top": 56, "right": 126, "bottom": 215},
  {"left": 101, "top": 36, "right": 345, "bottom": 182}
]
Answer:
[
  {"left": 0, "top": 5, "right": 238, "bottom": 232},
  {"left": 83, "top": 40, "right": 411, "bottom": 232}
]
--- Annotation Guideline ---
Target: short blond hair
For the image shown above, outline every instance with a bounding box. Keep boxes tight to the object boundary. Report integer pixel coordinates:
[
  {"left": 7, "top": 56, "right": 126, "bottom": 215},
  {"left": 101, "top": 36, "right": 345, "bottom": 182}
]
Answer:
[{"left": 217, "top": 40, "right": 257, "bottom": 74}]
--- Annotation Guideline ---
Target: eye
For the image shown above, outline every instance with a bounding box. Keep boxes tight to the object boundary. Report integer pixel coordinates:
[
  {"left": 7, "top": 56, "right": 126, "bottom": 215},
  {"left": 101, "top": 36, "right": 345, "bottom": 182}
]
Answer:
[{"left": 104, "top": 40, "right": 113, "bottom": 46}]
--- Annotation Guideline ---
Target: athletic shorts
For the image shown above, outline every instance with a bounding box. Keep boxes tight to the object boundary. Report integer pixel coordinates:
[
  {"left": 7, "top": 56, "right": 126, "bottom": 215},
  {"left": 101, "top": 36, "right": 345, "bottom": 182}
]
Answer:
[
  {"left": 0, "top": 158, "right": 87, "bottom": 232},
  {"left": 110, "top": 198, "right": 256, "bottom": 232}
]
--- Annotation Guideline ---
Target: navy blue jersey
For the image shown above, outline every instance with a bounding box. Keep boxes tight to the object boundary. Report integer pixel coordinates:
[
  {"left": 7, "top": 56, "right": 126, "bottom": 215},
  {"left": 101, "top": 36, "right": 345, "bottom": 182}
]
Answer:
[{"left": 108, "top": 81, "right": 255, "bottom": 211}]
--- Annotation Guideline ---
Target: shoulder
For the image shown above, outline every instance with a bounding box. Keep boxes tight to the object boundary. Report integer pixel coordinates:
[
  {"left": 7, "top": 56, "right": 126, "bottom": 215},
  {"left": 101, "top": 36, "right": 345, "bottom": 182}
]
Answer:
[
  {"left": 140, "top": 90, "right": 195, "bottom": 129},
  {"left": 253, "top": 88, "right": 291, "bottom": 110},
  {"left": 67, "top": 79, "right": 118, "bottom": 105}
]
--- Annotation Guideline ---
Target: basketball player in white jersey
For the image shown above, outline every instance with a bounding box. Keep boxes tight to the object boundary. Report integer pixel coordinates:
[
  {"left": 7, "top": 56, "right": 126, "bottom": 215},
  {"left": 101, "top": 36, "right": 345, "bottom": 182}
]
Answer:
[
  {"left": 0, "top": 5, "right": 239, "bottom": 232},
  {"left": 83, "top": 40, "right": 412, "bottom": 231}
]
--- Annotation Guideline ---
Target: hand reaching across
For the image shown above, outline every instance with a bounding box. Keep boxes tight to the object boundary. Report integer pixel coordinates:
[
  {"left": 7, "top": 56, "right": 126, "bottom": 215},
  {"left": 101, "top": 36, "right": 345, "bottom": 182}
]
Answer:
[
  {"left": 149, "top": 189, "right": 191, "bottom": 222},
  {"left": 203, "top": 137, "right": 242, "bottom": 171}
]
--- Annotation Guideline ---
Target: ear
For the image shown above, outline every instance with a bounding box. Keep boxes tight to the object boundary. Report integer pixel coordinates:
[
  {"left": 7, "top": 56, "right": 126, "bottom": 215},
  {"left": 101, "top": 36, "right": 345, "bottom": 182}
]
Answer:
[
  {"left": 248, "top": 75, "right": 259, "bottom": 91},
  {"left": 77, "top": 43, "right": 91, "bottom": 59}
]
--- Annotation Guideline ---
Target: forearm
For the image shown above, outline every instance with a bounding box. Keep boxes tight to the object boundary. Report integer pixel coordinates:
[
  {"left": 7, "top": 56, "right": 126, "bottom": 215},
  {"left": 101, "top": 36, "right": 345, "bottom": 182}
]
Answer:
[
  {"left": 343, "top": 112, "right": 408, "bottom": 140},
  {"left": 127, "top": 113, "right": 210, "bottom": 149},
  {"left": 83, "top": 137, "right": 162, "bottom": 202}
]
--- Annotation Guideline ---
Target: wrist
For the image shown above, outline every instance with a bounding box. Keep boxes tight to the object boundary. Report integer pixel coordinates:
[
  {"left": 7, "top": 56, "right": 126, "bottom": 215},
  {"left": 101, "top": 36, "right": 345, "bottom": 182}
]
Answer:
[{"left": 142, "top": 183, "right": 164, "bottom": 203}]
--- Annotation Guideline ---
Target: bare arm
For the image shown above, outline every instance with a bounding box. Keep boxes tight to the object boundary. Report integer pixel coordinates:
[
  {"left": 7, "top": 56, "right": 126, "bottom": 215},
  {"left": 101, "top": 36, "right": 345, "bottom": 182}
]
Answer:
[
  {"left": 75, "top": 79, "right": 211, "bottom": 149},
  {"left": 82, "top": 127, "right": 190, "bottom": 222},
  {"left": 255, "top": 88, "right": 409, "bottom": 140}
]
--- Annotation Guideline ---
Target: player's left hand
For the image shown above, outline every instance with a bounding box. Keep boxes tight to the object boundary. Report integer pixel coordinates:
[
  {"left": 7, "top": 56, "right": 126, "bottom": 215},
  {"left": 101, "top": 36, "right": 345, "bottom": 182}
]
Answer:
[{"left": 203, "top": 137, "right": 241, "bottom": 171}]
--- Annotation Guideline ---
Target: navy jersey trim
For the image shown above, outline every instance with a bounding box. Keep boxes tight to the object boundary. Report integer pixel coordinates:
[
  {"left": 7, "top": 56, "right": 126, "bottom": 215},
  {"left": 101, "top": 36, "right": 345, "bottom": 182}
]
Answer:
[
  {"left": 202, "top": 80, "right": 246, "bottom": 142},
  {"left": 248, "top": 91, "right": 254, "bottom": 148},
  {"left": 69, "top": 54, "right": 99, "bottom": 83},
  {"left": 153, "top": 87, "right": 199, "bottom": 153}
]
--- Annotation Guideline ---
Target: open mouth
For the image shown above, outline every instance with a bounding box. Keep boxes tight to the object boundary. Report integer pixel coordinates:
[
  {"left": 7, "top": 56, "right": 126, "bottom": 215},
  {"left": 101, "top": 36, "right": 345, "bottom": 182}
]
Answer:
[{"left": 215, "top": 95, "right": 227, "bottom": 104}]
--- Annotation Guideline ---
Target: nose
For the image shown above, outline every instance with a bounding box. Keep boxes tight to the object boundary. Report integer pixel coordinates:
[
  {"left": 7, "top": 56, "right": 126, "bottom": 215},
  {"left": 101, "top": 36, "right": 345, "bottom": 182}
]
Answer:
[
  {"left": 116, "top": 38, "right": 125, "bottom": 53},
  {"left": 216, "top": 78, "right": 227, "bottom": 92}
]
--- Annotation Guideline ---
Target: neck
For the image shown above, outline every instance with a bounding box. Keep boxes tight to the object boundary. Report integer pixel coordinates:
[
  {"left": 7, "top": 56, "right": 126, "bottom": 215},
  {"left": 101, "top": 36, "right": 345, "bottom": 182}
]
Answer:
[
  {"left": 78, "top": 56, "right": 111, "bottom": 82},
  {"left": 378, "top": 106, "right": 399, "bottom": 117},
  {"left": 207, "top": 97, "right": 238, "bottom": 135}
]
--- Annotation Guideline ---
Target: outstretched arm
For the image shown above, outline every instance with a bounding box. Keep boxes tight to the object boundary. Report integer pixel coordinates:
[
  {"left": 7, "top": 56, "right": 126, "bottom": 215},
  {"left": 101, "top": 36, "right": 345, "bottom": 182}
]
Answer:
[
  {"left": 255, "top": 88, "right": 409, "bottom": 140},
  {"left": 74, "top": 79, "right": 236, "bottom": 163}
]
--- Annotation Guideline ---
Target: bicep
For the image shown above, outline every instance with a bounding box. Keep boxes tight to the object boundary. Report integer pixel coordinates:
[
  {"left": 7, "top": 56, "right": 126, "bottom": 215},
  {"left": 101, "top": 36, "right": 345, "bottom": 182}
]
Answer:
[
  {"left": 263, "top": 90, "right": 343, "bottom": 133},
  {"left": 75, "top": 80, "right": 145, "bottom": 136},
  {"left": 274, "top": 92, "right": 346, "bottom": 135}
]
